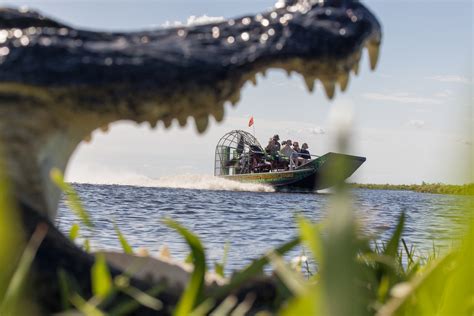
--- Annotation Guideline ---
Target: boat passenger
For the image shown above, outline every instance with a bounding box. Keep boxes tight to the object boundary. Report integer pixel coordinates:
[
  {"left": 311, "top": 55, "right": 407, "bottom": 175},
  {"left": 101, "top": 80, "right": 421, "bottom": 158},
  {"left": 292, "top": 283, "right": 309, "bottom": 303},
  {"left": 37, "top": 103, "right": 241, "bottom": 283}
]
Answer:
[
  {"left": 265, "top": 138, "right": 277, "bottom": 155},
  {"left": 292, "top": 141, "right": 300, "bottom": 152},
  {"left": 265, "top": 138, "right": 282, "bottom": 170},
  {"left": 273, "top": 134, "right": 281, "bottom": 151},
  {"left": 292, "top": 142, "right": 304, "bottom": 167},
  {"left": 280, "top": 139, "right": 297, "bottom": 170},
  {"left": 300, "top": 143, "right": 311, "bottom": 162}
]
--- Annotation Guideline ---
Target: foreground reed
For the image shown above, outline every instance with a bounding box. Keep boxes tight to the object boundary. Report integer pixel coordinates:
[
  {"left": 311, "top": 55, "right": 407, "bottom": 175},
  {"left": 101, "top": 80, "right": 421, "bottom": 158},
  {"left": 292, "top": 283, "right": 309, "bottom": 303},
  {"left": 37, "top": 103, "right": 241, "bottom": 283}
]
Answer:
[{"left": 1, "top": 168, "right": 472, "bottom": 315}]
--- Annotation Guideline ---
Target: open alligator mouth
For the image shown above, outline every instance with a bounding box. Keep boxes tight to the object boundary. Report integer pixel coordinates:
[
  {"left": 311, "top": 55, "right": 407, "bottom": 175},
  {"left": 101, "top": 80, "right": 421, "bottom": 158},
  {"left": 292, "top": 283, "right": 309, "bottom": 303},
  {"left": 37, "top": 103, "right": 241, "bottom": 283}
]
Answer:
[{"left": 0, "top": 0, "right": 381, "bottom": 313}]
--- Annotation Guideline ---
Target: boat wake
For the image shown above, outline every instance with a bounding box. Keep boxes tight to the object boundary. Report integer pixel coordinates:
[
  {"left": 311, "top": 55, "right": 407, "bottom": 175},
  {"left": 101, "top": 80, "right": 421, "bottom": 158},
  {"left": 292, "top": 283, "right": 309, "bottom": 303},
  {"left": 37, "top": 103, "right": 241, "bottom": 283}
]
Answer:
[
  {"left": 71, "top": 172, "right": 275, "bottom": 193},
  {"left": 152, "top": 174, "right": 274, "bottom": 192}
]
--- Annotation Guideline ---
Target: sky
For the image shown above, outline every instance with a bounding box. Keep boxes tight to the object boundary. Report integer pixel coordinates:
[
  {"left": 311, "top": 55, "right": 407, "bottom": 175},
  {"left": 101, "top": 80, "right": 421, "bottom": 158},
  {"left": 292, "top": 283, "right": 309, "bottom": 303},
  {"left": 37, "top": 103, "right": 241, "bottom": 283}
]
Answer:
[{"left": 2, "top": 0, "right": 472, "bottom": 185}]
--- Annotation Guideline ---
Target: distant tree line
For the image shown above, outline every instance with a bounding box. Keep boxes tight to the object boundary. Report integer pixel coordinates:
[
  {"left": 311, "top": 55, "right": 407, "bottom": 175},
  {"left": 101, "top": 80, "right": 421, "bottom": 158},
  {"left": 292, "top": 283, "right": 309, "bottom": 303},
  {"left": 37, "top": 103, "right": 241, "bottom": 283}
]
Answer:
[{"left": 349, "top": 182, "right": 474, "bottom": 195}]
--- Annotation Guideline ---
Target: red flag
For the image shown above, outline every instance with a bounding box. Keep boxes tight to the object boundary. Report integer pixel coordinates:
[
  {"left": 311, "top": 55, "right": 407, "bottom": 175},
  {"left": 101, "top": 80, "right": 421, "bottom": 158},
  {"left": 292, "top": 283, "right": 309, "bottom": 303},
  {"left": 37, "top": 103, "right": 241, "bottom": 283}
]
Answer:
[{"left": 248, "top": 116, "right": 254, "bottom": 127}]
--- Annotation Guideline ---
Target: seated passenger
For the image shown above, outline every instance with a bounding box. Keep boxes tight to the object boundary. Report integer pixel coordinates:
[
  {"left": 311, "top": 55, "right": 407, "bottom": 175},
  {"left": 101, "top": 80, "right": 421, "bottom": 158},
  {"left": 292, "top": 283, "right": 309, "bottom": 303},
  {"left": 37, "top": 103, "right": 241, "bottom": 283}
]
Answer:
[
  {"left": 273, "top": 134, "right": 281, "bottom": 151},
  {"left": 265, "top": 138, "right": 281, "bottom": 170},
  {"left": 292, "top": 141, "right": 304, "bottom": 167},
  {"left": 292, "top": 141, "right": 301, "bottom": 153},
  {"left": 300, "top": 143, "right": 311, "bottom": 161},
  {"left": 280, "top": 140, "right": 297, "bottom": 170},
  {"left": 265, "top": 138, "right": 277, "bottom": 155}
]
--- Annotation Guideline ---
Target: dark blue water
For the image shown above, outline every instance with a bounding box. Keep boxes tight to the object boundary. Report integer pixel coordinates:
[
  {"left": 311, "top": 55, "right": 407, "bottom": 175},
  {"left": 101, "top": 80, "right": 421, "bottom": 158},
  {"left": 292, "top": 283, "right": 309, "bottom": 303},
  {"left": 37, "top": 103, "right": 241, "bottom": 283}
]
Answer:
[{"left": 56, "top": 184, "right": 470, "bottom": 272}]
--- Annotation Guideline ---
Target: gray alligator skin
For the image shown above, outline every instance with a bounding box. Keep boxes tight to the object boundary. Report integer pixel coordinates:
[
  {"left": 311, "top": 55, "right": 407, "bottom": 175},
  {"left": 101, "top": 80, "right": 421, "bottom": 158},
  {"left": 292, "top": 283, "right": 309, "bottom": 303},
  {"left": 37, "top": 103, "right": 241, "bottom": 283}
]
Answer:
[{"left": 0, "top": 0, "right": 381, "bottom": 314}]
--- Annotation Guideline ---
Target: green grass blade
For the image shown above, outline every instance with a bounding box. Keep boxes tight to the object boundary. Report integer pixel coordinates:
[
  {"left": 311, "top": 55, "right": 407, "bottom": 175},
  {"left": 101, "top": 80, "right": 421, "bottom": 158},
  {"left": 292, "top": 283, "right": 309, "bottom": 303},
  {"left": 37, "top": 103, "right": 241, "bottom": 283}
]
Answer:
[
  {"left": 297, "top": 216, "right": 323, "bottom": 260},
  {"left": 84, "top": 239, "right": 91, "bottom": 253},
  {"left": 69, "top": 293, "right": 106, "bottom": 316},
  {"left": 377, "top": 252, "right": 456, "bottom": 316},
  {"left": 0, "top": 223, "right": 48, "bottom": 315},
  {"left": 50, "top": 168, "right": 94, "bottom": 228},
  {"left": 110, "top": 279, "right": 164, "bottom": 315},
  {"left": 229, "top": 293, "right": 256, "bottom": 316},
  {"left": 58, "top": 269, "right": 73, "bottom": 311},
  {"left": 91, "top": 254, "right": 113, "bottom": 300},
  {"left": 189, "top": 299, "right": 215, "bottom": 316},
  {"left": 385, "top": 212, "right": 405, "bottom": 258},
  {"left": 214, "top": 237, "right": 299, "bottom": 299},
  {"left": 119, "top": 285, "right": 163, "bottom": 311},
  {"left": 209, "top": 296, "right": 238, "bottom": 316},
  {"left": 268, "top": 252, "right": 307, "bottom": 296},
  {"left": 69, "top": 223, "right": 80, "bottom": 241},
  {"left": 164, "top": 218, "right": 206, "bottom": 316},
  {"left": 401, "top": 238, "right": 414, "bottom": 266},
  {"left": 214, "top": 242, "right": 229, "bottom": 278},
  {"left": 113, "top": 222, "right": 133, "bottom": 254}
]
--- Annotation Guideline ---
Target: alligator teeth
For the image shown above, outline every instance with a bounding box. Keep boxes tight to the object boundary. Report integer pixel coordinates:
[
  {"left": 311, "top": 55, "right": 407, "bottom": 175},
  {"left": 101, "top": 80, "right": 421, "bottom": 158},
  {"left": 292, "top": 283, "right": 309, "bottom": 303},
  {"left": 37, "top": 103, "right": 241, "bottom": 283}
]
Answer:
[
  {"left": 249, "top": 74, "right": 257, "bottom": 86},
  {"left": 163, "top": 117, "right": 172, "bottom": 128},
  {"left": 136, "top": 247, "right": 149, "bottom": 257},
  {"left": 337, "top": 72, "right": 350, "bottom": 92},
  {"left": 149, "top": 120, "right": 158, "bottom": 129},
  {"left": 212, "top": 105, "right": 225, "bottom": 122},
  {"left": 352, "top": 62, "right": 360, "bottom": 75},
  {"left": 99, "top": 124, "right": 109, "bottom": 133},
  {"left": 194, "top": 115, "right": 209, "bottom": 134},
  {"left": 322, "top": 80, "right": 336, "bottom": 100},
  {"left": 177, "top": 115, "right": 187, "bottom": 127},
  {"left": 367, "top": 42, "right": 380, "bottom": 70},
  {"left": 229, "top": 91, "right": 241, "bottom": 107},
  {"left": 158, "top": 245, "right": 171, "bottom": 259},
  {"left": 303, "top": 75, "right": 315, "bottom": 93}
]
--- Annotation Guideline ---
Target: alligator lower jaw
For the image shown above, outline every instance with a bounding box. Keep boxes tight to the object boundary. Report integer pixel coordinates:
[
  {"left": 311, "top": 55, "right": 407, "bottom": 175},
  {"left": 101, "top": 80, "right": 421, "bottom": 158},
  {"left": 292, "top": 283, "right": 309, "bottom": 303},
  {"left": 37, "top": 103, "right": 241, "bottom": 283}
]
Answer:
[{"left": 0, "top": 42, "right": 378, "bottom": 220}]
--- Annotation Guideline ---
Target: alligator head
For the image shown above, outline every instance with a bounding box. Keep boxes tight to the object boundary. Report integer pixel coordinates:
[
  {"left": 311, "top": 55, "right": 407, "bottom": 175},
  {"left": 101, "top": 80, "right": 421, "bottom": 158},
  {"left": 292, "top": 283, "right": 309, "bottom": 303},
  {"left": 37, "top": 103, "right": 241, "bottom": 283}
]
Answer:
[
  {"left": 0, "top": 0, "right": 382, "bottom": 222},
  {"left": 0, "top": 0, "right": 382, "bottom": 312},
  {"left": 0, "top": 0, "right": 381, "bottom": 221}
]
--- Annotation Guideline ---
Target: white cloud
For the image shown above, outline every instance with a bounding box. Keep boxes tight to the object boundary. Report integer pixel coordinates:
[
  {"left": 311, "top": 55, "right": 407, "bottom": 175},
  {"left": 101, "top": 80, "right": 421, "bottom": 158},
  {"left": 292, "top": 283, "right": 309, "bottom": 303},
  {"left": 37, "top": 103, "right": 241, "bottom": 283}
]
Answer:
[
  {"left": 362, "top": 92, "right": 442, "bottom": 105},
  {"left": 408, "top": 120, "right": 425, "bottom": 128},
  {"left": 426, "top": 75, "right": 471, "bottom": 84},
  {"left": 285, "top": 126, "right": 326, "bottom": 135},
  {"left": 162, "top": 15, "right": 224, "bottom": 28},
  {"left": 308, "top": 127, "right": 326, "bottom": 135}
]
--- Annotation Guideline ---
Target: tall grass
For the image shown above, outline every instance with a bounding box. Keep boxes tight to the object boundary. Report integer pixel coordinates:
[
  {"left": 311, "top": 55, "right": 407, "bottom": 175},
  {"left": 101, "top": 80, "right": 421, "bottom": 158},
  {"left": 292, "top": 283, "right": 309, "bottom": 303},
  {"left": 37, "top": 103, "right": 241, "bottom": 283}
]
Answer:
[
  {"left": 0, "top": 168, "right": 472, "bottom": 315},
  {"left": 0, "top": 155, "right": 40, "bottom": 315},
  {"left": 55, "top": 169, "right": 474, "bottom": 315}
]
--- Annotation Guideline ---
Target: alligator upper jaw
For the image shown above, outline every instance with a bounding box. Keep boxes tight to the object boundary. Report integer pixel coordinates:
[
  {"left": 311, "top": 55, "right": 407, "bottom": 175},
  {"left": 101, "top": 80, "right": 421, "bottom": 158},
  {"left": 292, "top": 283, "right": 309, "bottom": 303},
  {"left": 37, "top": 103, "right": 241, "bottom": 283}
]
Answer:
[{"left": 0, "top": 0, "right": 381, "bottom": 220}]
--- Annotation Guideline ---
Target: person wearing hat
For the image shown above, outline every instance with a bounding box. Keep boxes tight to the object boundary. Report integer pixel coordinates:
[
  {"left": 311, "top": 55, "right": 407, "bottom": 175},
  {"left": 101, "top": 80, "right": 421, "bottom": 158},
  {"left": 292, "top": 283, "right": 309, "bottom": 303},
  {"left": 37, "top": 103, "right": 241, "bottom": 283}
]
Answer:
[
  {"left": 272, "top": 134, "right": 281, "bottom": 151},
  {"left": 300, "top": 143, "right": 311, "bottom": 162}
]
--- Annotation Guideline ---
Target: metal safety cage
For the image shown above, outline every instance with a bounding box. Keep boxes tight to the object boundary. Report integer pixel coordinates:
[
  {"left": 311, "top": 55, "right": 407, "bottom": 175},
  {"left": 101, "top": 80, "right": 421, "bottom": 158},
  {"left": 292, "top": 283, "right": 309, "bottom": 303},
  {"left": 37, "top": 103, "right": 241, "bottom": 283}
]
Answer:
[{"left": 214, "top": 130, "right": 264, "bottom": 176}]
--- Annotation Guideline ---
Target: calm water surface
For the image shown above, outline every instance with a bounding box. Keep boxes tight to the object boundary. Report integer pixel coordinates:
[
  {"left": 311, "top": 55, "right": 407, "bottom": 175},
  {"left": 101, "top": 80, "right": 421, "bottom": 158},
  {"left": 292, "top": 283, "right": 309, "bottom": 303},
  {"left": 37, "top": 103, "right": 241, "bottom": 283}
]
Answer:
[{"left": 57, "top": 184, "right": 470, "bottom": 272}]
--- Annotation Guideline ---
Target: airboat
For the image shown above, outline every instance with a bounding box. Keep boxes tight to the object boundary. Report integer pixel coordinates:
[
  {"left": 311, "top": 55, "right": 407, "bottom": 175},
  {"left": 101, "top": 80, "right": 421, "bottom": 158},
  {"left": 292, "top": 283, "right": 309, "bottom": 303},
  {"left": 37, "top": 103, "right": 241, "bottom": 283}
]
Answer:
[{"left": 214, "top": 130, "right": 366, "bottom": 191}]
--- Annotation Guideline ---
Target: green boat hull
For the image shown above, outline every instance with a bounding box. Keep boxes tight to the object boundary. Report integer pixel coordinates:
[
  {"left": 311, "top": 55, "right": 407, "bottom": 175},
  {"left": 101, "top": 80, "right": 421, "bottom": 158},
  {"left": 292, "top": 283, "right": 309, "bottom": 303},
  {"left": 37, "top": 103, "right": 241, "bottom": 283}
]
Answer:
[{"left": 221, "top": 152, "right": 366, "bottom": 191}]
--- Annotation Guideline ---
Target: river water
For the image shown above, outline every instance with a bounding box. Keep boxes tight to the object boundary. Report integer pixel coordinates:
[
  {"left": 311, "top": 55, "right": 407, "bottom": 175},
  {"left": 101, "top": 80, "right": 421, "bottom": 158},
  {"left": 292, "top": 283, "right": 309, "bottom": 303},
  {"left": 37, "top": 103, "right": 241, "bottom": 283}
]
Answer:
[{"left": 56, "top": 178, "right": 470, "bottom": 273}]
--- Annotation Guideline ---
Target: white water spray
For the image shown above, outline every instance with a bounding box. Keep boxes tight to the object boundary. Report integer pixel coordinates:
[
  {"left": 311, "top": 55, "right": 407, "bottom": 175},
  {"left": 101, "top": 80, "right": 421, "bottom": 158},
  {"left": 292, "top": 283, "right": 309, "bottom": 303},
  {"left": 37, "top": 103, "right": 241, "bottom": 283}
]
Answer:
[{"left": 70, "top": 172, "right": 274, "bottom": 193}]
